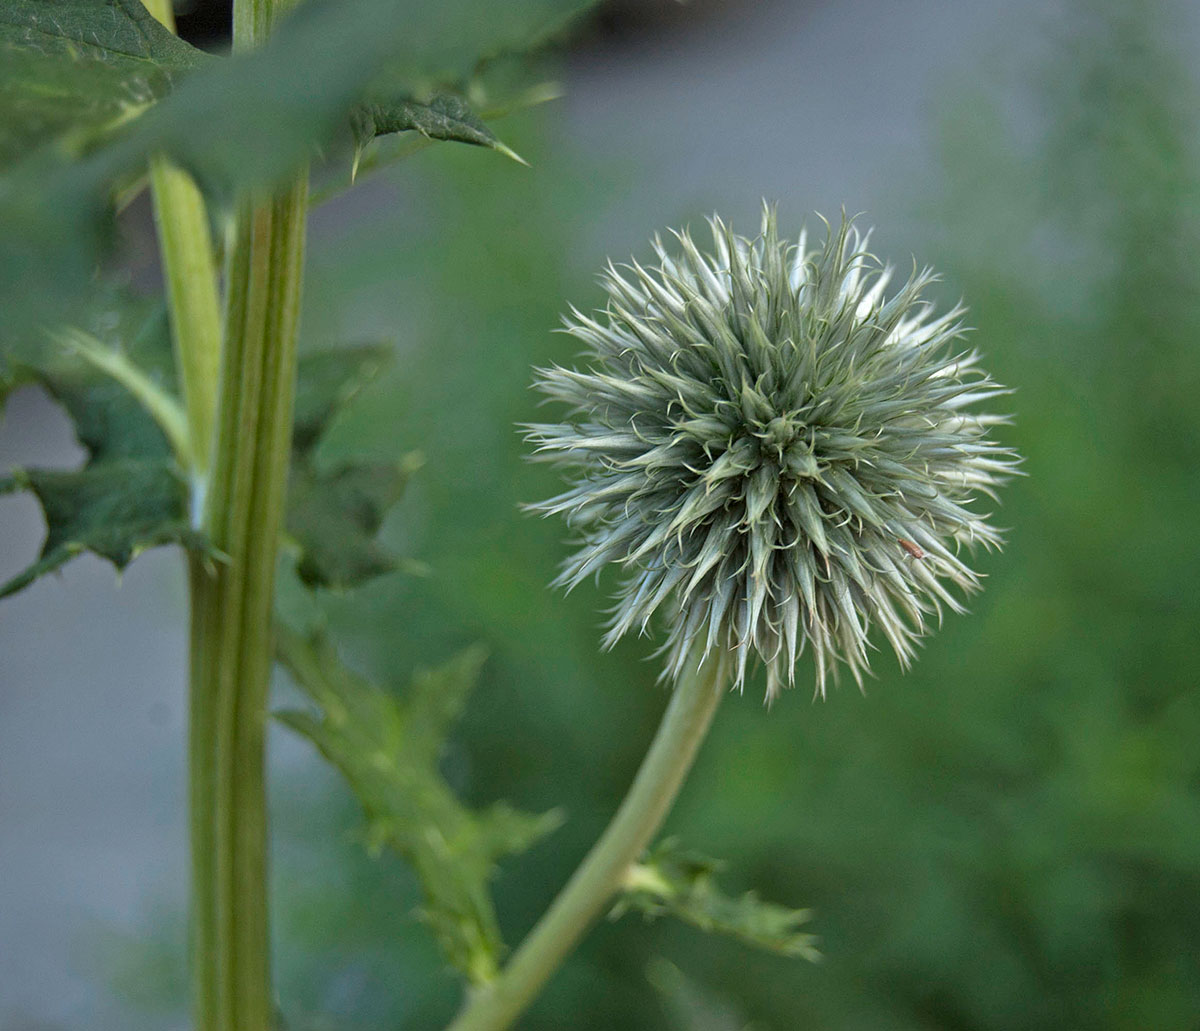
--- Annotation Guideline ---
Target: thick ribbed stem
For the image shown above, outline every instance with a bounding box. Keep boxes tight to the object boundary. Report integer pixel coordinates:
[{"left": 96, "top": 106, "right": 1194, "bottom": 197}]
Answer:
[
  {"left": 190, "top": 179, "right": 307, "bottom": 1031},
  {"left": 163, "top": 0, "right": 308, "bottom": 1025},
  {"left": 447, "top": 655, "right": 726, "bottom": 1031}
]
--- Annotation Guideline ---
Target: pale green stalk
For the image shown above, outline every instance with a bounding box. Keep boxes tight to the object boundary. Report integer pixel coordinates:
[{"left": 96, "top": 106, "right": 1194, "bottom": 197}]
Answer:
[
  {"left": 202, "top": 17, "right": 307, "bottom": 1028},
  {"left": 447, "top": 654, "right": 726, "bottom": 1031},
  {"left": 54, "top": 327, "right": 189, "bottom": 462},
  {"left": 194, "top": 177, "right": 308, "bottom": 1031},
  {"left": 149, "top": 155, "right": 221, "bottom": 479},
  {"left": 139, "top": 3, "right": 227, "bottom": 1028},
  {"left": 142, "top": 1, "right": 307, "bottom": 1028},
  {"left": 141, "top": 0, "right": 221, "bottom": 482}
]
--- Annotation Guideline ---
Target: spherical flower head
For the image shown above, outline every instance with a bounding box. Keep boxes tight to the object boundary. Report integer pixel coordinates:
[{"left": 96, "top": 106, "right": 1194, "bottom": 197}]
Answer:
[{"left": 527, "top": 208, "right": 1017, "bottom": 700}]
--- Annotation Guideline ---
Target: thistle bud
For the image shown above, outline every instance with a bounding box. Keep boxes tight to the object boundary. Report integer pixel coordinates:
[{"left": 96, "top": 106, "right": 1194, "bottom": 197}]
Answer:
[{"left": 528, "top": 208, "right": 1017, "bottom": 699}]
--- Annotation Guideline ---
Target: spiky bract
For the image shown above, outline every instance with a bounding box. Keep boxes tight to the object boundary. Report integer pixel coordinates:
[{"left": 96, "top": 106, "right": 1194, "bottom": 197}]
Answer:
[{"left": 528, "top": 209, "right": 1016, "bottom": 699}]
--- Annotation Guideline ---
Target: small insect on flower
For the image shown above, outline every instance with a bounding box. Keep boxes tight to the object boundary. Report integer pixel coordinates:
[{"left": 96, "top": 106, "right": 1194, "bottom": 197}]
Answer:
[{"left": 526, "top": 206, "right": 1018, "bottom": 700}]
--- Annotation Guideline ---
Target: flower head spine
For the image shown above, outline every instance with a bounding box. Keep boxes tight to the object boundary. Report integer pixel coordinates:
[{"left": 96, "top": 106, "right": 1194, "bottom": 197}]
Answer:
[{"left": 528, "top": 207, "right": 1017, "bottom": 699}]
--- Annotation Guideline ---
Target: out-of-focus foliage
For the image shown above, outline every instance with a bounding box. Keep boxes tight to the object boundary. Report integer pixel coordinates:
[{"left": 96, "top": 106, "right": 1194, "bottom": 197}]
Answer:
[
  {"left": 0, "top": 324, "right": 413, "bottom": 599},
  {"left": 0, "top": 0, "right": 209, "bottom": 166},
  {"left": 645, "top": 958, "right": 755, "bottom": 1031},
  {"left": 0, "top": 293, "right": 211, "bottom": 599},
  {"left": 252, "top": 1, "right": 1200, "bottom": 1028},
  {"left": 276, "top": 625, "right": 562, "bottom": 986},
  {"left": 0, "top": 0, "right": 591, "bottom": 351},
  {"left": 287, "top": 345, "right": 424, "bottom": 591},
  {"left": 614, "top": 838, "right": 819, "bottom": 960},
  {"left": 350, "top": 93, "right": 528, "bottom": 171},
  {"left": 17, "top": 0, "right": 1193, "bottom": 1027}
]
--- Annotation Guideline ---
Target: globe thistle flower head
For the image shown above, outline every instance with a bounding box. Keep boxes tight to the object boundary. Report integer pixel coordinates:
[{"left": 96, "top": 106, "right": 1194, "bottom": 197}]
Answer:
[{"left": 527, "top": 208, "right": 1017, "bottom": 700}]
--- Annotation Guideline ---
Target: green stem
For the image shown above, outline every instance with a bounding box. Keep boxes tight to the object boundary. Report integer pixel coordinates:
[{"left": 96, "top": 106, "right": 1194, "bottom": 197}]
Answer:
[
  {"left": 447, "top": 654, "right": 726, "bottom": 1031},
  {"left": 168, "top": 1, "right": 307, "bottom": 1028},
  {"left": 188, "top": 552, "right": 221, "bottom": 1031},
  {"left": 138, "top": 5, "right": 227, "bottom": 1029},
  {"left": 145, "top": 0, "right": 304, "bottom": 1026},
  {"left": 141, "top": 0, "right": 221, "bottom": 482},
  {"left": 149, "top": 156, "right": 221, "bottom": 476},
  {"left": 192, "top": 180, "right": 308, "bottom": 1031},
  {"left": 186, "top": 181, "right": 309, "bottom": 1031}
]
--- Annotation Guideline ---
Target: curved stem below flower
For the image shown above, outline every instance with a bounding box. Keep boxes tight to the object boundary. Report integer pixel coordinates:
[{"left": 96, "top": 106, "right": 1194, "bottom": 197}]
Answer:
[{"left": 446, "top": 651, "right": 726, "bottom": 1031}]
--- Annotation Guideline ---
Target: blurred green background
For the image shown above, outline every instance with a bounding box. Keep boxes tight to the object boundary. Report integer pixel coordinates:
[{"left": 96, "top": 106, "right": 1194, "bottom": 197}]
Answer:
[
  {"left": 4, "top": 0, "right": 1200, "bottom": 1028},
  {"left": 278, "top": 1, "right": 1200, "bottom": 1026}
]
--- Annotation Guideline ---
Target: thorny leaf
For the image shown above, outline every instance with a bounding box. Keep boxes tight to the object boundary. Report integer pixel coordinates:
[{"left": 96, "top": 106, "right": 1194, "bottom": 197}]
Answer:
[
  {"left": 0, "top": 459, "right": 206, "bottom": 598},
  {"left": 291, "top": 344, "right": 391, "bottom": 454},
  {"left": 287, "top": 456, "right": 422, "bottom": 590},
  {"left": 0, "top": 0, "right": 210, "bottom": 167},
  {"left": 0, "top": 290, "right": 175, "bottom": 444},
  {"left": 0, "top": 0, "right": 596, "bottom": 345},
  {"left": 287, "top": 345, "right": 422, "bottom": 591},
  {"left": 0, "top": 292, "right": 214, "bottom": 599},
  {"left": 275, "top": 624, "right": 562, "bottom": 984},
  {"left": 350, "top": 92, "right": 526, "bottom": 173},
  {"left": 613, "top": 838, "right": 820, "bottom": 961},
  {"left": 0, "top": 316, "right": 415, "bottom": 598}
]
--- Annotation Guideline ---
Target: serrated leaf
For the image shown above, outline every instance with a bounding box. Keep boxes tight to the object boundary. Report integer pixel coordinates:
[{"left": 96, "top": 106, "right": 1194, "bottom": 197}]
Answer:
[
  {"left": 287, "top": 345, "right": 421, "bottom": 591},
  {"left": 0, "top": 331, "right": 417, "bottom": 599},
  {"left": 0, "top": 292, "right": 217, "bottom": 599},
  {"left": 275, "top": 625, "right": 561, "bottom": 984},
  {"left": 0, "top": 460, "right": 205, "bottom": 598},
  {"left": 0, "top": 288, "right": 174, "bottom": 417},
  {"left": 351, "top": 93, "right": 526, "bottom": 168},
  {"left": 291, "top": 344, "right": 392, "bottom": 453},
  {"left": 0, "top": 0, "right": 210, "bottom": 167},
  {"left": 613, "top": 838, "right": 820, "bottom": 961},
  {"left": 287, "top": 456, "right": 422, "bottom": 590},
  {"left": 1, "top": 0, "right": 597, "bottom": 346}
]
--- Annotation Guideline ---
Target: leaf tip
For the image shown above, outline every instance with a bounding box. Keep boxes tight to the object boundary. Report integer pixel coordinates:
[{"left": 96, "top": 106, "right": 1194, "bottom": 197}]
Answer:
[{"left": 496, "top": 141, "right": 531, "bottom": 167}]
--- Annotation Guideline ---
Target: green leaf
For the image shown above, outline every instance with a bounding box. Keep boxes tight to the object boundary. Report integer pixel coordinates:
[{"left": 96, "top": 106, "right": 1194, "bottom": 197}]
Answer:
[
  {"left": 0, "top": 0, "right": 210, "bottom": 167},
  {"left": 0, "top": 330, "right": 417, "bottom": 599},
  {"left": 291, "top": 344, "right": 391, "bottom": 453},
  {"left": 0, "top": 292, "right": 215, "bottom": 599},
  {"left": 49, "top": 326, "right": 189, "bottom": 461},
  {"left": 613, "top": 838, "right": 820, "bottom": 961},
  {"left": 351, "top": 92, "right": 527, "bottom": 168},
  {"left": 129, "top": 0, "right": 593, "bottom": 196},
  {"left": 0, "top": 459, "right": 204, "bottom": 598},
  {"left": 1, "top": 0, "right": 597, "bottom": 345},
  {"left": 275, "top": 625, "right": 562, "bottom": 984},
  {"left": 0, "top": 0, "right": 589, "bottom": 594},
  {"left": 288, "top": 345, "right": 422, "bottom": 591},
  {"left": 0, "top": 291, "right": 174, "bottom": 444},
  {"left": 287, "top": 455, "right": 423, "bottom": 590}
]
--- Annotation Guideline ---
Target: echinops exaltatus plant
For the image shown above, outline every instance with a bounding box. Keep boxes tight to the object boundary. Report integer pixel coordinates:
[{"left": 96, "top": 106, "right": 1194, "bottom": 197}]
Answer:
[{"left": 528, "top": 208, "right": 1017, "bottom": 700}]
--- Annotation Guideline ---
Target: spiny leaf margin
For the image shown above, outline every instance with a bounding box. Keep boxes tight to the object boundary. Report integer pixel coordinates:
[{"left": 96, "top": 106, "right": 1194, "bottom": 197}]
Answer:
[
  {"left": 275, "top": 623, "right": 562, "bottom": 984},
  {"left": 612, "top": 837, "right": 820, "bottom": 961}
]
